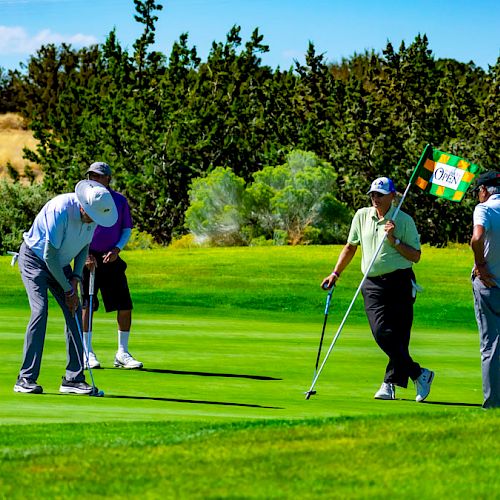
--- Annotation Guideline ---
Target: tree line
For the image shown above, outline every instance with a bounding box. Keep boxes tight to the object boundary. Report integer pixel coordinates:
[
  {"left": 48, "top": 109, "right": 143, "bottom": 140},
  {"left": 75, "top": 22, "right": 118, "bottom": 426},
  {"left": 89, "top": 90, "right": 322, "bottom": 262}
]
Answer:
[{"left": 0, "top": 0, "right": 498, "bottom": 249}]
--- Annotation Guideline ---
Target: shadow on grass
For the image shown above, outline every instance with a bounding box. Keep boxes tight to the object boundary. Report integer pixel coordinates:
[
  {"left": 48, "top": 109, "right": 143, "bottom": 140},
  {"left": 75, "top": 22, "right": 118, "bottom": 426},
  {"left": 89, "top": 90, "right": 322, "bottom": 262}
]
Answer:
[
  {"left": 399, "top": 398, "right": 481, "bottom": 407},
  {"left": 42, "top": 392, "right": 283, "bottom": 409},
  {"left": 105, "top": 367, "right": 282, "bottom": 381},
  {"left": 104, "top": 393, "right": 283, "bottom": 409}
]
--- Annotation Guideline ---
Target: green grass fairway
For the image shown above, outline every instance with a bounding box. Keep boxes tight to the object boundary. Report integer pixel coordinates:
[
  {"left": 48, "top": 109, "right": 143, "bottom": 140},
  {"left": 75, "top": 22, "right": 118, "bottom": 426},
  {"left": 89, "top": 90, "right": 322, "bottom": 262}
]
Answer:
[{"left": 0, "top": 245, "right": 494, "bottom": 498}]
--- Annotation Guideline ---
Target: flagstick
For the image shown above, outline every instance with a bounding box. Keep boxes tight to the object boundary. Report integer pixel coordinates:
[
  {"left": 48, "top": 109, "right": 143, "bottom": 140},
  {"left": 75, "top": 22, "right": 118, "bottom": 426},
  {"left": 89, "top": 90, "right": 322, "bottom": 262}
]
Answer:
[{"left": 305, "top": 170, "right": 421, "bottom": 400}]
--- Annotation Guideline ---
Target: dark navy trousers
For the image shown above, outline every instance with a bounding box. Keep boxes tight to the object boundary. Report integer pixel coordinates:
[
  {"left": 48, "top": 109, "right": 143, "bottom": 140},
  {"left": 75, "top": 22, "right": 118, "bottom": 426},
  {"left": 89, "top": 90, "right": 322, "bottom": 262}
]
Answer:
[{"left": 361, "top": 268, "right": 421, "bottom": 388}]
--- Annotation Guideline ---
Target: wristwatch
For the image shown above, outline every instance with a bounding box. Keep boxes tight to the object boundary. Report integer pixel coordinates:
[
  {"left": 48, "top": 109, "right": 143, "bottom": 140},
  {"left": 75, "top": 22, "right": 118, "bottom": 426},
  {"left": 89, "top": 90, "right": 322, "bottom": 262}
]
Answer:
[{"left": 394, "top": 238, "right": 401, "bottom": 246}]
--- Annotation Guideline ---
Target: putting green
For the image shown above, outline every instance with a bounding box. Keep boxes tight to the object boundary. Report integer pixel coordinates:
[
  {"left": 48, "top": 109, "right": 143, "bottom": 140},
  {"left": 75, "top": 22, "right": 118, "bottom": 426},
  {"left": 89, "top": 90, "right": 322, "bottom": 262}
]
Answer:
[
  {"left": 2, "top": 246, "right": 496, "bottom": 498},
  {"left": 0, "top": 244, "right": 482, "bottom": 423}
]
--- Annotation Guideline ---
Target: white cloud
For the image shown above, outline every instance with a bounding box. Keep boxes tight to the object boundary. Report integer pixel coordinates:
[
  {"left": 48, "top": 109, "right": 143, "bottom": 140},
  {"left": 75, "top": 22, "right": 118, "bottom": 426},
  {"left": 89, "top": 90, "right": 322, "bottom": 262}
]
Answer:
[{"left": 0, "top": 25, "right": 98, "bottom": 55}]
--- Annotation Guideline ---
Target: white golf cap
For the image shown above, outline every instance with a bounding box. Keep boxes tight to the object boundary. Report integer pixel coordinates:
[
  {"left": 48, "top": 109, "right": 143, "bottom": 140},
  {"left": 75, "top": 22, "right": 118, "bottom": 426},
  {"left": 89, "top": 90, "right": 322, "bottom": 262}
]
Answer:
[
  {"left": 367, "top": 177, "right": 396, "bottom": 195},
  {"left": 75, "top": 180, "right": 118, "bottom": 227}
]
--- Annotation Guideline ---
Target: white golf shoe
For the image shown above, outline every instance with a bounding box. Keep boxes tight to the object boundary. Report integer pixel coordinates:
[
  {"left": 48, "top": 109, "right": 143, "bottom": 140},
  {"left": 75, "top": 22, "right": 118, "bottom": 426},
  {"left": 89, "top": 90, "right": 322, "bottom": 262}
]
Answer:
[
  {"left": 374, "top": 382, "right": 395, "bottom": 400},
  {"left": 84, "top": 351, "right": 101, "bottom": 369},
  {"left": 114, "top": 351, "right": 143, "bottom": 369},
  {"left": 415, "top": 368, "right": 434, "bottom": 402}
]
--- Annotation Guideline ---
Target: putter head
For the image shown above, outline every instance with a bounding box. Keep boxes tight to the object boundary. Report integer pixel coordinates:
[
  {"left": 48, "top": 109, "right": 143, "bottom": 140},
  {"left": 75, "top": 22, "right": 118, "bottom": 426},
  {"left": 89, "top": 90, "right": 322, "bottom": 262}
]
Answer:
[
  {"left": 304, "top": 390, "right": 316, "bottom": 400},
  {"left": 89, "top": 387, "right": 104, "bottom": 397}
]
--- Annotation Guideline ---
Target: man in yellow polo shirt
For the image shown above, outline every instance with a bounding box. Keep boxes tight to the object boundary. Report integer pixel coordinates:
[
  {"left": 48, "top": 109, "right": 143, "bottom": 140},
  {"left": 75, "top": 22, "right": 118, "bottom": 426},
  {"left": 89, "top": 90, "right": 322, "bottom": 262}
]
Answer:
[{"left": 321, "top": 176, "right": 434, "bottom": 402}]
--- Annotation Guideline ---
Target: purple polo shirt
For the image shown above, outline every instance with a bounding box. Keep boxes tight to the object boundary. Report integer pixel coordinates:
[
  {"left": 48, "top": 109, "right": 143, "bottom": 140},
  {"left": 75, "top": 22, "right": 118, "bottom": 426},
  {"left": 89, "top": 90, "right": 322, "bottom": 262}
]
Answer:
[{"left": 90, "top": 189, "right": 133, "bottom": 253}]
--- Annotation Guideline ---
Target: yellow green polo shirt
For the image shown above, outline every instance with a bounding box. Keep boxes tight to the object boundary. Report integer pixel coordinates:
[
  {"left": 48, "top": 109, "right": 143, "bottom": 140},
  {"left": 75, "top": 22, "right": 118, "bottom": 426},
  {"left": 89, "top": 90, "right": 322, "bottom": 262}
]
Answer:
[{"left": 347, "top": 205, "right": 421, "bottom": 277}]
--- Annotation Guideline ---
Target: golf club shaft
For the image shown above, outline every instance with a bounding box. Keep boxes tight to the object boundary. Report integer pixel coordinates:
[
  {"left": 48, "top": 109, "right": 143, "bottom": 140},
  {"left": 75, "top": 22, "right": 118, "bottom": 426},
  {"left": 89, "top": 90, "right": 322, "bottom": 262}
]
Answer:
[
  {"left": 305, "top": 180, "right": 413, "bottom": 398},
  {"left": 305, "top": 274, "right": 368, "bottom": 397},
  {"left": 89, "top": 267, "right": 95, "bottom": 296},
  {"left": 87, "top": 268, "right": 95, "bottom": 351},
  {"left": 76, "top": 280, "right": 97, "bottom": 390},
  {"left": 74, "top": 313, "right": 97, "bottom": 390},
  {"left": 313, "top": 286, "right": 334, "bottom": 373}
]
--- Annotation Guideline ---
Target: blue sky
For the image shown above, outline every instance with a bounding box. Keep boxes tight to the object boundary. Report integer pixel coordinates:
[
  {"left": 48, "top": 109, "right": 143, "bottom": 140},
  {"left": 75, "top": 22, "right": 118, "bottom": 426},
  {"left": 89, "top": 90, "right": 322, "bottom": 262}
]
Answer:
[{"left": 0, "top": 0, "right": 499, "bottom": 72}]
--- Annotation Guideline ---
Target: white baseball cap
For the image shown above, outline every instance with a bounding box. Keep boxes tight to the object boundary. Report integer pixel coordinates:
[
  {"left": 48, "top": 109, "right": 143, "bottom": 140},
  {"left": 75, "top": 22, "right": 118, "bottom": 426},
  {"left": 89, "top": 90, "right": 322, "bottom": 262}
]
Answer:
[
  {"left": 75, "top": 180, "right": 118, "bottom": 227},
  {"left": 367, "top": 177, "right": 396, "bottom": 195}
]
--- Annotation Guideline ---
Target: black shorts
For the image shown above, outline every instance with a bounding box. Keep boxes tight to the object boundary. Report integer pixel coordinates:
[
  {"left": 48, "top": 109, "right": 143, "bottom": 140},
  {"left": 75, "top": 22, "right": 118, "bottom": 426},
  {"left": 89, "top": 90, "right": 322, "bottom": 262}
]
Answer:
[{"left": 82, "top": 252, "right": 133, "bottom": 313}]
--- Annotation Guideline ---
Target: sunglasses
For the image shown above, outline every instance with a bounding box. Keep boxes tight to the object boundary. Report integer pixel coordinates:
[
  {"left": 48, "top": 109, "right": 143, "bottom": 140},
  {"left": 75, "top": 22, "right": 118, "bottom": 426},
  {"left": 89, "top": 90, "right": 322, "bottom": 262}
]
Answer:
[{"left": 369, "top": 192, "right": 387, "bottom": 198}]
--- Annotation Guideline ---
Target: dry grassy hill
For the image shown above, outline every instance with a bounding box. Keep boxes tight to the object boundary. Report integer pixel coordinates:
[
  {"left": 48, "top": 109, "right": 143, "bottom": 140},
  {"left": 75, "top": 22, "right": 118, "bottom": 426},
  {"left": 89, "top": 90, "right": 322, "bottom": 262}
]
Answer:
[{"left": 0, "top": 113, "right": 41, "bottom": 181}]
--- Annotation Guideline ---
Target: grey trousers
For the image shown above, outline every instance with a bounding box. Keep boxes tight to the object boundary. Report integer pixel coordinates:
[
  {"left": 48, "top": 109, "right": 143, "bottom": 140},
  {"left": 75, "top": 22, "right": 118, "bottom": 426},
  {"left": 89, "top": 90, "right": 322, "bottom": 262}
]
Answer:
[
  {"left": 472, "top": 276, "right": 500, "bottom": 409},
  {"left": 17, "top": 242, "right": 85, "bottom": 383}
]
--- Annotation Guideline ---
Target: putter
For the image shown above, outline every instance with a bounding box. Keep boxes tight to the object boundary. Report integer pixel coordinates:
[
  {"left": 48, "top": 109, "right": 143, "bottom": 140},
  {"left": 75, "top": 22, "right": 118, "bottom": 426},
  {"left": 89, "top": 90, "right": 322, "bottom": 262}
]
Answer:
[
  {"left": 305, "top": 283, "right": 335, "bottom": 399},
  {"left": 71, "top": 280, "right": 104, "bottom": 397},
  {"left": 86, "top": 268, "right": 96, "bottom": 363},
  {"left": 74, "top": 313, "right": 104, "bottom": 397}
]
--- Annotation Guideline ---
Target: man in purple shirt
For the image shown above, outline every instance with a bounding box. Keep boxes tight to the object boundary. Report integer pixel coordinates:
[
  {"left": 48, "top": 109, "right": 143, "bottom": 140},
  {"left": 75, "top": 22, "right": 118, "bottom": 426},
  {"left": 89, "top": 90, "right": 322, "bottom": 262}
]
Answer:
[{"left": 81, "top": 162, "right": 143, "bottom": 369}]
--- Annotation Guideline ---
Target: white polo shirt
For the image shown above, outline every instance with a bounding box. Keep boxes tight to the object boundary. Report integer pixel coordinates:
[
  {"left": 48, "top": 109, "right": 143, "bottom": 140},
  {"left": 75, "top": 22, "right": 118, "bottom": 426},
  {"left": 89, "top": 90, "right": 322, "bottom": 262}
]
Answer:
[
  {"left": 473, "top": 193, "right": 500, "bottom": 284},
  {"left": 24, "top": 193, "right": 96, "bottom": 267}
]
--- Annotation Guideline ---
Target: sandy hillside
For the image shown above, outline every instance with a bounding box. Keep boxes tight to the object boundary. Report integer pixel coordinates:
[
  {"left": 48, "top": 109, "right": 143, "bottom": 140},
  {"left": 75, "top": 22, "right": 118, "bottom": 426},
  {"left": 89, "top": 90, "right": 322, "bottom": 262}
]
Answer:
[{"left": 0, "top": 113, "right": 41, "bottom": 180}]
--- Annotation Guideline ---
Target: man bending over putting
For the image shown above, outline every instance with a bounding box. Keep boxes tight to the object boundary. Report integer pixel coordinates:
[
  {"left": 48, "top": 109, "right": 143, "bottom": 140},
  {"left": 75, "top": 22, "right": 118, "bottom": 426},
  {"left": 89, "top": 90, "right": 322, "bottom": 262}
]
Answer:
[{"left": 14, "top": 180, "right": 117, "bottom": 394}]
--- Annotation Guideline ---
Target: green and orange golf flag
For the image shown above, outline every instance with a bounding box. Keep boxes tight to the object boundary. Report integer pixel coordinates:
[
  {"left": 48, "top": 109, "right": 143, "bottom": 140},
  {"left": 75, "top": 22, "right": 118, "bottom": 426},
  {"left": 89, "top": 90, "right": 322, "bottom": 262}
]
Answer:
[{"left": 410, "top": 144, "right": 481, "bottom": 202}]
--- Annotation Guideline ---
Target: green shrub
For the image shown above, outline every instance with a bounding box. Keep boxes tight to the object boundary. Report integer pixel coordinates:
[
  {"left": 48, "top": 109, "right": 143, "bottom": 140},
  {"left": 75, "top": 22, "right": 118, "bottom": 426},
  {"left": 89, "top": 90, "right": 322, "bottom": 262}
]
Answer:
[
  {"left": 273, "top": 229, "right": 288, "bottom": 246},
  {"left": 185, "top": 167, "right": 248, "bottom": 246},
  {"left": 249, "top": 235, "right": 273, "bottom": 246},
  {"left": 169, "top": 233, "right": 202, "bottom": 249},
  {"left": 0, "top": 180, "right": 52, "bottom": 254},
  {"left": 185, "top": 151, "right": 352, "bottom": 246},
  {"left": 125, "top": 228, "right": 160, "bottom": 251},
  {"left": 247, "top": 151, "right": 351, "bottom": 244},
  {"left": 302, "top": 226, "right": 322, "bottom": 244}
]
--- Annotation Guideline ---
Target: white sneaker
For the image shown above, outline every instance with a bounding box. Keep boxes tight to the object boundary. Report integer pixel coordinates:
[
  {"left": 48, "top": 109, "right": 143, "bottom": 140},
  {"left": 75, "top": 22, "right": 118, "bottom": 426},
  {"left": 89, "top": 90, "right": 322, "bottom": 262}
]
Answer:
[
  {"left": 374, "top": 382, "right": 395, "bottom": 400},
  {"left": 84, "top": 351, "right": 101, "bottom": 369},
  {"left": 415, "top": 368, "right": 434, "bottom": 402},
  {"left": 114, "top": 351, "right": 143, "bottom": 369}
]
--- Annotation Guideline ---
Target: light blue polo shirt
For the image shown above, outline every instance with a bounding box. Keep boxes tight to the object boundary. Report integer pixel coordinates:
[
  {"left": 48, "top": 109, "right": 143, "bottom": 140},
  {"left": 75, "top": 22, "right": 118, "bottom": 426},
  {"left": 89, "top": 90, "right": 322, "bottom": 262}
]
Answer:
[
  {"left": 24, "top": 193, "right": 97, "bottom": 267},
  {"left": 348, "top": 205, "right": 421, "bottom": 277},
  {"left": 473, "top": 193, "right": 500, "bottom": 284}
]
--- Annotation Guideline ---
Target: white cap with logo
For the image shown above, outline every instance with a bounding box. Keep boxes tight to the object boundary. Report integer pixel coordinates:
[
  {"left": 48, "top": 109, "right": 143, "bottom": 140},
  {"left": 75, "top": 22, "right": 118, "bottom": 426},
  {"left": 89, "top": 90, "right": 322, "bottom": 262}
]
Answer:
[
  {"left": 367, "top": 177, "right": 396, "bottom": 195},
  {"left": 75, "top": 180, "right": 118, "bottom": 227}
]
